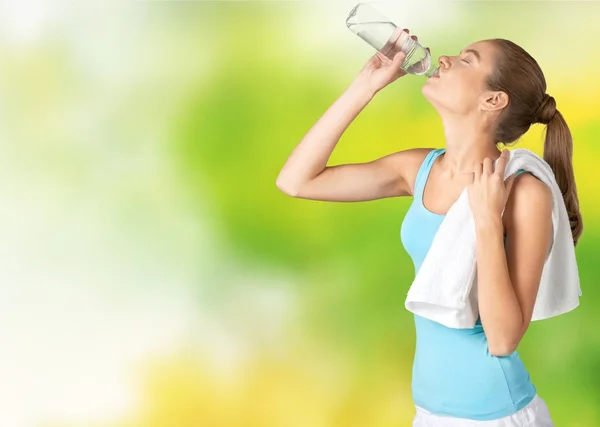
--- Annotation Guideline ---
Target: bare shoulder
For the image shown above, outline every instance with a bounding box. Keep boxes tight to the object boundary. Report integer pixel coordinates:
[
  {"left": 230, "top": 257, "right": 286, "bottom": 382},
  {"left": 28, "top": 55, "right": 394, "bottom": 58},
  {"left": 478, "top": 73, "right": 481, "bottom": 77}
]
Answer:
[
  {"left": 504, "top": 173, "right": 553, "bottom": 227},
  {"left": 384, "top": 147, "right": 437, "bottom": 196}
]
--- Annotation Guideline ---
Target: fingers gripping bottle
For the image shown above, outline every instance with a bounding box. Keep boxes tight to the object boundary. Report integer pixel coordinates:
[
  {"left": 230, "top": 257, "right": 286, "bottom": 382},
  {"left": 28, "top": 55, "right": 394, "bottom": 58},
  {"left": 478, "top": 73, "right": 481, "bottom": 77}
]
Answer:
[{"left": 346, "top": 2, "right": 439, "bottom": 78}]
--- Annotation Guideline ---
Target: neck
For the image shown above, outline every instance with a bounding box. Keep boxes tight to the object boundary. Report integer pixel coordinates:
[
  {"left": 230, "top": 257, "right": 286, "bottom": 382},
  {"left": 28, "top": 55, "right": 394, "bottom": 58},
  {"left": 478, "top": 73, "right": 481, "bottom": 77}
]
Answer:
[{"left": 438, "top": 114, "right": 501, "bottom": 177}]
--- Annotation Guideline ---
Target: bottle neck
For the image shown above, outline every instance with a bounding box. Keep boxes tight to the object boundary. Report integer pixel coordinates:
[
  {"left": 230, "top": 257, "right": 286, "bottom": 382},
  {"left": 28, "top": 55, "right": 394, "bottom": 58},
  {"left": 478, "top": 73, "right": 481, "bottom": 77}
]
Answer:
[{"left": 424, "top": 65, "right": 439, "bottom": 78}]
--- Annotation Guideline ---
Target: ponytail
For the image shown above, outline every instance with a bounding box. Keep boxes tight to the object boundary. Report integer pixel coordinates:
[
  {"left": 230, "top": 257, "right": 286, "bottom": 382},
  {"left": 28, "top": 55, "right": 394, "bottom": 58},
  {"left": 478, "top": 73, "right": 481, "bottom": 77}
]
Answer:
[
  {"left": 541, "top": 108, "right": 583, "bottom": 246},
  {"left": 489, "top": 40, "right": 584, "bottom": 245}
]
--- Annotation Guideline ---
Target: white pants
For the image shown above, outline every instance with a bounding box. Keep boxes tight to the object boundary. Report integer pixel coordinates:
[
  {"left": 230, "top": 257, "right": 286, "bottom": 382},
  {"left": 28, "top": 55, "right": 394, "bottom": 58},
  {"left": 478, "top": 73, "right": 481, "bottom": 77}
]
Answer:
[{"left": 412, "top": 394, "right": 555, "bottom": 427}]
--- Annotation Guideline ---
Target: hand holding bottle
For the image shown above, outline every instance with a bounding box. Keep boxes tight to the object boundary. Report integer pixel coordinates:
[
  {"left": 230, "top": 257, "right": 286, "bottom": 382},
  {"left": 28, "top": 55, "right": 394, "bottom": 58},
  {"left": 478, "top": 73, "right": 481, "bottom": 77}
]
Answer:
[
  {"left": 355, "top": 28, "right": 430, "bottom": 94},
  {"left": 347, "top": 3, "right": 439, "bottom": 81}
]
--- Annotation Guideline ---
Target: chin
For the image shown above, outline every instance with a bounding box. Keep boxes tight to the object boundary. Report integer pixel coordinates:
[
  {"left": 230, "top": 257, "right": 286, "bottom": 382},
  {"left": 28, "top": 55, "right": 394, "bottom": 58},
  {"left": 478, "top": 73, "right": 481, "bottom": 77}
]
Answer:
[{"left": 421, "top": 84, "right": 438, "bottom": 106}]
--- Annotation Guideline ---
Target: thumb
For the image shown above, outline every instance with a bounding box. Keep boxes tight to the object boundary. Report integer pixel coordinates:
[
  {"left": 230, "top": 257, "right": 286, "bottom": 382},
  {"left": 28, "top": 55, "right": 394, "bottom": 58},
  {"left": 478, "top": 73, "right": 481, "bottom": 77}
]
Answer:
[{"left": 392, "top": 51, "right": 406, "bottom": 67}]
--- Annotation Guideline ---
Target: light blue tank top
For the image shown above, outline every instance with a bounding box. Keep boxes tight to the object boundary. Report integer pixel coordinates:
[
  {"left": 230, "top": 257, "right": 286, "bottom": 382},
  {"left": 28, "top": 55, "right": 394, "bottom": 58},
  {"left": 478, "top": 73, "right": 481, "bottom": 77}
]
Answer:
[{"left": 400, "top": 148, "right": 536, "bottom": 421}]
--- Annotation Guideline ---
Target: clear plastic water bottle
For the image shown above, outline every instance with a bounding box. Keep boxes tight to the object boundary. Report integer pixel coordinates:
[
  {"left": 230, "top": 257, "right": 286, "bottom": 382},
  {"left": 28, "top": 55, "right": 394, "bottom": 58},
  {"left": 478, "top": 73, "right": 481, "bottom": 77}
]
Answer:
[{"left": 346, "top": 2, "right": 439, "bottom": 78}]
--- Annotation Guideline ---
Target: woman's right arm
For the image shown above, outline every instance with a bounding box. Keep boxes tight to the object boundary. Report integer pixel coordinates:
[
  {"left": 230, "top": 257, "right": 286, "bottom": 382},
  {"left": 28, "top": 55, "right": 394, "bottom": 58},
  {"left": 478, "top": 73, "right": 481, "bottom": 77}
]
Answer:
[
  {"left": 277, "top": 146, "right": 433, "bottom": 202},
  {"left": 276, "top": 32, "right": 432, "bottom": 202}
]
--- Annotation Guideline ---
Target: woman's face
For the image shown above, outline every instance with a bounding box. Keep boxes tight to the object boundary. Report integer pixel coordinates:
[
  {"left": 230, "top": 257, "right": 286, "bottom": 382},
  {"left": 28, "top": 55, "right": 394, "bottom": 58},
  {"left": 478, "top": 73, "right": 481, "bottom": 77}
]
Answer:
[{"left": 422, "top": 40, "right": 498, "bottom": 116}]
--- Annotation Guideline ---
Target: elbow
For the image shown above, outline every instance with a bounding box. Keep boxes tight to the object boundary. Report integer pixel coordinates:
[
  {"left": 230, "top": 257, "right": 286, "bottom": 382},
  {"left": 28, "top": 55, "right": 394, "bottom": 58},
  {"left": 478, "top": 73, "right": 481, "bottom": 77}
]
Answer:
[
  {"left": 488, "top": 342, "right": 517, "bottom": 357},
  {"left": 276, "top": 176, "right": 299, "bottom": 197},
  {"left": 487, "top": 326, "right": 523, "bottom": 357}
]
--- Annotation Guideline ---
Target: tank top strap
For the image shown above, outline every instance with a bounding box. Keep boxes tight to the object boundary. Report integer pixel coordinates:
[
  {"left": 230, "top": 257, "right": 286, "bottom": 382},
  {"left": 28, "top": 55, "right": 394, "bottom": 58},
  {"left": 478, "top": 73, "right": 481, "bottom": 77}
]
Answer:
[{"left": 413, "top": 148, "right": 446, "bottom": 201}]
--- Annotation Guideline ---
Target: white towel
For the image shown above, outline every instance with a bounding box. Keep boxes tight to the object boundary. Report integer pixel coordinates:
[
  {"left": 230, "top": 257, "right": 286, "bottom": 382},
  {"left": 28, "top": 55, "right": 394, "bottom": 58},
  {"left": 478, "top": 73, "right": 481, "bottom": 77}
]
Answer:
[{"left": 404, "top": 148, "right": 582, "bottom": 329}]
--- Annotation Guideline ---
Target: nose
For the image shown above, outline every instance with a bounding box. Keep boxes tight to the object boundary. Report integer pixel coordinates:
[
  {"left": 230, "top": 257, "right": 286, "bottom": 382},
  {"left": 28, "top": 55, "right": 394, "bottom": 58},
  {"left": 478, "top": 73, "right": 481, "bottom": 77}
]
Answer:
[{"left": 438, "top": 55, "right": 450, "bottom": 69}]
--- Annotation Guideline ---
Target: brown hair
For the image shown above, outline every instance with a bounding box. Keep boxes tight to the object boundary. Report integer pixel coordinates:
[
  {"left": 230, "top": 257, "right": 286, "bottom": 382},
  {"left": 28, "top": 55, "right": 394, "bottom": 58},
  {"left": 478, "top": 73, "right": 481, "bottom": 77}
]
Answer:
[{"left": 487, "top": 38, "right": 583, "bottom": 246}]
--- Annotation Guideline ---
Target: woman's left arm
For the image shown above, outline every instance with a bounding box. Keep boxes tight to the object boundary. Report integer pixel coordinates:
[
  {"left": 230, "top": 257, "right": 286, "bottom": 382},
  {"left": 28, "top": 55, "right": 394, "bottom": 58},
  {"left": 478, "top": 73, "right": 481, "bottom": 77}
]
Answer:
[{"left": 468, "top": 151, "right": 553, "bottom": 357}]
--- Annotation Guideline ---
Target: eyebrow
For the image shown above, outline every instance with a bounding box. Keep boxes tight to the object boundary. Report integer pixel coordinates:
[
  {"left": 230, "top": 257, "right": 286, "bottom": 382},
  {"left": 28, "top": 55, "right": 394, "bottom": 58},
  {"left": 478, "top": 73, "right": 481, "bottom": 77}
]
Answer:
[{"left": 461, "top": 49, "right": 481, "bottom": 62}]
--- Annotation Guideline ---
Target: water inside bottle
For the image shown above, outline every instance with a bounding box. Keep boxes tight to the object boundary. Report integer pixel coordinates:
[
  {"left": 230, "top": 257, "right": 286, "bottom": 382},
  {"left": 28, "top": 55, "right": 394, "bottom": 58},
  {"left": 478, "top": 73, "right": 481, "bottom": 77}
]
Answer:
[
  {"left": 347, "top": 20, "right": 437, "bottom": 77},
  {"left": 347, "top": 21, "right": 397, "bottom": 52},
  {"left": 400, "top": 37, "right": 434, "bottom": 76}
]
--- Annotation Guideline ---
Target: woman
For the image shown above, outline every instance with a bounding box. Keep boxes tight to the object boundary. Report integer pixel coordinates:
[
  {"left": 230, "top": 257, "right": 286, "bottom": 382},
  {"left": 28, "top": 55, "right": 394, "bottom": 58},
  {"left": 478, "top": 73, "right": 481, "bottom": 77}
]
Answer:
[{"left": 276, "top": 32, "right": 582, "bottom": 426}]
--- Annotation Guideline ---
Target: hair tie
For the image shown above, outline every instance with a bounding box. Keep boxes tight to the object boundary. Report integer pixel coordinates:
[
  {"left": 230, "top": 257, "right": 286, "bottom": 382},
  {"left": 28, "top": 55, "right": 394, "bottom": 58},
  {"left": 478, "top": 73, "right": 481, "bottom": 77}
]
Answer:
[{"left": 534, "top": 94, "right": 556, "bottom": 125}]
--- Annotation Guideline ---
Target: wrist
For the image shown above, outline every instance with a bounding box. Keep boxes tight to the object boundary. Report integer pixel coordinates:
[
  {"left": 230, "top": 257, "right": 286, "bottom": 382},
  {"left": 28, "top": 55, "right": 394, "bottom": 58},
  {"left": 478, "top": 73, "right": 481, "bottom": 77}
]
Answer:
[
  {"left": 475, "top": 214, "right": 504, "bottom": 234},
  {"left": 348, "top": 78, "right": 377, "bottom": 100}
]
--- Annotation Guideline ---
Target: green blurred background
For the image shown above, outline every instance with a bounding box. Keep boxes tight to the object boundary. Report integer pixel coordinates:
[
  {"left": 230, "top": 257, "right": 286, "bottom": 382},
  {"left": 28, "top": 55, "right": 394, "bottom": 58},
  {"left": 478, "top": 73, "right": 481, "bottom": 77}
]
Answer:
[{"left": 0, "top": 1, "right": 598, "bottom": 426}]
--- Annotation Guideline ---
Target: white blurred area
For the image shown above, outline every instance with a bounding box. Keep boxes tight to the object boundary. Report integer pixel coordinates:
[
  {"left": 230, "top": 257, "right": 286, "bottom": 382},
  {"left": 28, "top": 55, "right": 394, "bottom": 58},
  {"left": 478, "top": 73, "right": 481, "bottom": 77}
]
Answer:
[
  {"left": 0, "top": 2, "right": 196, "bottom": 426},
  {"left": 0, "top": 0, "right": 59, "bottom": 45},
  {"left": 0, "top": 1, "right": 301, "bottom": 426}
]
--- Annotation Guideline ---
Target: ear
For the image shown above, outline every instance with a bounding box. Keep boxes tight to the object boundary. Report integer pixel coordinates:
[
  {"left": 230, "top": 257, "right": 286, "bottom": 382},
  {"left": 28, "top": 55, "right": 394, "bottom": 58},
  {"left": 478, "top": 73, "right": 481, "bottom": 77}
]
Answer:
[{"left": 480, "top": 90, "right": 509, "bottom": 113}]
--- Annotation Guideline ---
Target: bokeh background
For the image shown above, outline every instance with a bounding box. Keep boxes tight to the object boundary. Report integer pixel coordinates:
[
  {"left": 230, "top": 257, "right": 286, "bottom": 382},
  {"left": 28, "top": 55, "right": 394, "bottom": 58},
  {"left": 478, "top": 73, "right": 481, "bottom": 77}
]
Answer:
[{"left": 0, "top": 1, "right": 598, "bottom": 426}]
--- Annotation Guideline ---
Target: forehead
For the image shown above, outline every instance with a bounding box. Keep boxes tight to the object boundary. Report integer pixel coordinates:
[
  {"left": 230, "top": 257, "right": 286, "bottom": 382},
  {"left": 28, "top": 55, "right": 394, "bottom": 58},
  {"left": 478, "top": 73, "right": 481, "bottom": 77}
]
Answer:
[{"left": 463, "top": 41, "right": 495, "bottom": 61}]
